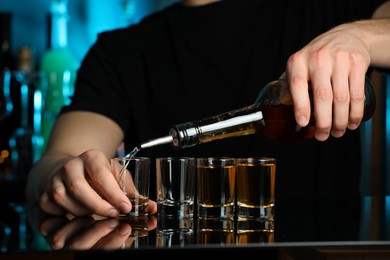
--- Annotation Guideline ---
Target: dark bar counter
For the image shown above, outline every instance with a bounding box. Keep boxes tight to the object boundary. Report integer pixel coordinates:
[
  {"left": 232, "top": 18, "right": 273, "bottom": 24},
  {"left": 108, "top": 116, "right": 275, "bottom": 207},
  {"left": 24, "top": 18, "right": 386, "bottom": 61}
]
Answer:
[{"left": 1, "top": 194, "right": 390, "bottom": 259}]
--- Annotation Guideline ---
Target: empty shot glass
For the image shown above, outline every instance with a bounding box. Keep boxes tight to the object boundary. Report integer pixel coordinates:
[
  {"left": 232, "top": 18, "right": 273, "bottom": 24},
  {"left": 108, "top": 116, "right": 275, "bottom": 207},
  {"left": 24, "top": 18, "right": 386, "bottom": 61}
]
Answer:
[
  {"left": 197, "top": 157, "right": 237, "bottom": 220},
  {"left": 111, "top": 157, "right": 151, "bottom": 217},
  {"left": 156, "top": 157, "right": 196, "bottom": 218},
  {"left": 156, "top": 215, "right": 194, "bottom": 248},
  {"left": 236, "top": 157, "right": 276, "bottom": 220}
]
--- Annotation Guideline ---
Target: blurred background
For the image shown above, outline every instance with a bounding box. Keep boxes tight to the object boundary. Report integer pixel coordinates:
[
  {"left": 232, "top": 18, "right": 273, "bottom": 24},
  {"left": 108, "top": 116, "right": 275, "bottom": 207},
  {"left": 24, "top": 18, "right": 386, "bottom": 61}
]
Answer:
[
  {"left": 0, "top": 0, "right": 177, "bottom": 67},
  {"left": 0, "top": 0, "right": 389, "bottom": 250},
  {"left": 0, "top": 0, "right": 388, "bottom": 199},
  {"left": 0, "top": 0, "right": 178, "bottom": 185}
]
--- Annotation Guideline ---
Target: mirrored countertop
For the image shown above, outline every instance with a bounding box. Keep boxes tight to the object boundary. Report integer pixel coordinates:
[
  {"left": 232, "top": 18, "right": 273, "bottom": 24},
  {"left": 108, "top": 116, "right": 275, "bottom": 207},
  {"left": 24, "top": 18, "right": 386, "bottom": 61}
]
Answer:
[{"left": 1, "top": 196, "right": 390, "bottom": 259}]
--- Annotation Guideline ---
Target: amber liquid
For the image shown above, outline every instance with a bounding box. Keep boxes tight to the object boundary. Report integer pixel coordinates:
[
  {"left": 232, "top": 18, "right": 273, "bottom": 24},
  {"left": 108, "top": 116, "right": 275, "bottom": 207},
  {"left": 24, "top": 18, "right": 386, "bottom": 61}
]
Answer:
[
  {"left": 118, "top": 215, "right": 149, "bottom": 237},
  {"left": 128, "top": 196, "right": 149, "bottom": 216},
  {"left": 197, "top": 165, "right": 236, "bottom": 208},
  {"left": 236, "top": 162, "right": 276, "bottom": 219},
  {"left": 196, "top": 219, "right": 235, "bottom": 245},
  {"left": 197, "top": 229, "right": 236, "bottom": 245},
  {"left": 236, "top": 229, "right": 274, "bottom": 244},
  {"left": 260, "top": 104, "right": 315, "bottom": 143},
  {"left": 195, "top": 103, "right": 315, "bottom": 146}
]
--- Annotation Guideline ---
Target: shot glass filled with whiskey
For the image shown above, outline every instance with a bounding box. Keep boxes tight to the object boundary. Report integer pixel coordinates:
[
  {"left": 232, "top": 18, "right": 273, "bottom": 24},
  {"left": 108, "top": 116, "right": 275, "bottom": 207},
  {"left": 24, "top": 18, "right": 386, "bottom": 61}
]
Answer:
[
  {"left": 196, "top": 157, "right": 237, "bottom": 220},
  {"left": 236, "top": 157, "right": 276, "bottom": 221}
]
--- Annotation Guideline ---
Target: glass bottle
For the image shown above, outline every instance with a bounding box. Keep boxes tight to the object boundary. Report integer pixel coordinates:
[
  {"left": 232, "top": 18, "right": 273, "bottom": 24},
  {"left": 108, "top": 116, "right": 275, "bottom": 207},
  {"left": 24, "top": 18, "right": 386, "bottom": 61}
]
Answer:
[
  {"left": 8, "top": 46, "right": 36, "bottom": 180},
  {"left": 0, "top": 12, "right": 14, "bottom": 177},
  {"left": 0, "top": 68, "right": 12, "bottom": 122},
  {"left": 40, "top": 0, "right": 77, "bottom": 151},
  {"left": 130, "top": 76, "right": 375, "bottom": 155}
]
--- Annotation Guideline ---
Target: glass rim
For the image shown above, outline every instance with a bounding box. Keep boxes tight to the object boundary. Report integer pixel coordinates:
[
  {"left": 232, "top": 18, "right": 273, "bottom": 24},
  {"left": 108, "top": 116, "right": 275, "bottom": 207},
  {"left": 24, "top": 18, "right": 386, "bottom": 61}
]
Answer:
[
  {"left": 236, "top": 157, "right": 276, "bottom": 163},
  {"left": 196, "top": 157, "right": 237, "bottom": 166},
  {"left": 156, "top": 157, "right": 196, "bottom": 161},
  {"left": 196, "top": 157, "right": 237, "bottom": 160}
]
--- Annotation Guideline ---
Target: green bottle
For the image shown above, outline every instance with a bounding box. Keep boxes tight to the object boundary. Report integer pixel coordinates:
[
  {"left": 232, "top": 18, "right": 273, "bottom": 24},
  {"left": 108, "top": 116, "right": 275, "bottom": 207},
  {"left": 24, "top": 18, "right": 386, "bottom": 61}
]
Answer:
[{"left": 40, "top": 0, "right": 77, "bottom": 151}]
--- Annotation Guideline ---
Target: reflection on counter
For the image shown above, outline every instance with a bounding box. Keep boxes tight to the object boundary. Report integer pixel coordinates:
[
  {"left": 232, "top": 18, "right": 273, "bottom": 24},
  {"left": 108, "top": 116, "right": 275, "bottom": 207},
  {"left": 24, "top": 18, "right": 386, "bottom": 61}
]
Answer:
[
  {"left": 156, "top": 215, "right": 194, "bottom": 247},
  {"left": 0, "top": 203, "right": 274, "bottom": 252},
  {"left": 1, "top": 196, "right": 390, "bottom": 256}
]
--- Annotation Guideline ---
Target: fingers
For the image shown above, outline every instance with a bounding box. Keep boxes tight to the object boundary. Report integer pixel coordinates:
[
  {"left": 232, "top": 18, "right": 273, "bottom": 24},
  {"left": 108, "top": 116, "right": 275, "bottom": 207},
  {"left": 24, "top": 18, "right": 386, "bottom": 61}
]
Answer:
[
  {"left": 329, "top": 69, "right": 349, "bottom": 138},
  {"left": 309, "top": 67, "right": 333, "bottom": 141},
  {"left": 91, "top": 221, "right": 132, "bottom": 249},
  {"left": 110, "top": 159, "right": 141, "bottom": 198},
  {"left": 41, "top": 216, "right": 131, "bottom": 250},
  {"left": 41, "top": 216, "right": 95, "bottom": 249},
  {"left": 146, "top": 214, "right": 158, "bottom": 230},
  {"left": 286, "top": 25, "right": 370, "bottom": 141},
  {"left": 286, "top": 52, "right": 311, "bottom": 128},
  {"left": 40, "top": 150, "right": 132, "bottom": 218},
  {"left": 146, "top": 200, "right": 158, "bottom": 216},
  {"left": 81, "top": 150, "right": 132, "bottom": 215},
  {"left": 330, "top": 51, "right": 366, "bottom": 137},
  {"left": 67, "top": 218, "right": 130, "bottom": 249},
  {"left": 38, "top": 213, "right": 160, "bottom": 251},
  {"left": 40, "top": 192, "right": 68, "bottom": 216},
  {"left": 347, "top": 68, "right": 366, "bottom": 130}
]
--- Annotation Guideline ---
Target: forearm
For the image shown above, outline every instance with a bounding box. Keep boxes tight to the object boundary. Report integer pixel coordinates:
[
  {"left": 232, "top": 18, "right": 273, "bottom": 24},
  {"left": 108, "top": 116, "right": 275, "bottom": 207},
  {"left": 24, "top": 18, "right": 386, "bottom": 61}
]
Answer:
[
  {"left": 367, "top": 0, "right": 390, "bottom": 68},
  {"left": 354, "top": 18, "right": 390, "bottom": 69}
]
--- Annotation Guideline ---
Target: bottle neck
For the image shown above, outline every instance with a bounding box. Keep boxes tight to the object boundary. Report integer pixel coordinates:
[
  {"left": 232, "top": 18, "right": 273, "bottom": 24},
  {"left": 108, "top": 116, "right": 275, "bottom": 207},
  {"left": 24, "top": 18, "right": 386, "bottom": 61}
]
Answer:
[
  {"left": 50, "top": 0, "right": 69, "bottom": 49},
  {"left": 16, "top": 46, "right": 33, "bottom": 74},
  {"left": 171, "top": 105, "right": 264, "bottom": 149}
]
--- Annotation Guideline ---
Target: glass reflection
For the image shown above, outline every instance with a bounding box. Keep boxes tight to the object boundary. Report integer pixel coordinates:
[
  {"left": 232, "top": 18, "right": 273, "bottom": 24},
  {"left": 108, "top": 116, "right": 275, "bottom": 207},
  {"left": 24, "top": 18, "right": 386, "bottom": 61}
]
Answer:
[{"left": 156, "top": 216, "right": 194, "bottom": 248}]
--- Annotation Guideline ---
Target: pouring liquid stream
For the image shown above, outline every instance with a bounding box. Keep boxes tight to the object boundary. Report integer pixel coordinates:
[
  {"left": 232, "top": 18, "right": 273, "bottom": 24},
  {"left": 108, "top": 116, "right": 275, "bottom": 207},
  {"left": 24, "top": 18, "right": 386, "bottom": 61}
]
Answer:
[
  {"left": 118, "top": 146, "right": 140, "bottom": 193},
  {"left": 119, "top": 134, "right": 170, "bottom": 189},
  {"left": 119, "top": 136, "right": 173, "bottom": 192}
]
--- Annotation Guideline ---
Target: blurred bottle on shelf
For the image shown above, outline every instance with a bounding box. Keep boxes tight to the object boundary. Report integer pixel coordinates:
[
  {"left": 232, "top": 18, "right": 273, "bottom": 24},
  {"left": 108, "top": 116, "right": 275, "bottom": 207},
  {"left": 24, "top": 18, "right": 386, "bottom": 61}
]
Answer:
[
  {"left": 40, "top": 0, "right": 77, "bottom": 151},
  {"left": 8, "top": 46, "right": 37, "bottom": 180},
  {"left": 0, "top": 12, "right": 15, "bottom": 179}
]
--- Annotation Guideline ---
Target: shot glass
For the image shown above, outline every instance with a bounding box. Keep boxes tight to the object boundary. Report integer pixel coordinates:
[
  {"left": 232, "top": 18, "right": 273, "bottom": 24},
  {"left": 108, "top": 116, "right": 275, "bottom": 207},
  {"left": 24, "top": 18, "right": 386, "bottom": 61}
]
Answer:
[
  {"left": 111, "top": 157, "right": 151, "bottom": 217},
  {"left": 156, "top": 157, "right": 196, "bottom": 218},
  {"left": 197, "top": 157, "right": 236, "bottom": 220},
  {"left": 236, "top": 157, "right": 276, "bottom": 220},
  {"left": 236, "top": 219, "right": 274, "bottom": 245},
  {"left": 119, "top": 216, "right": 150, "bottom": 248},
  {"left": 156, "top": 215, "right": 194, "bottom": 248},
  {"left": 196, "top": 218, "right": 235, "bottom": 245}
]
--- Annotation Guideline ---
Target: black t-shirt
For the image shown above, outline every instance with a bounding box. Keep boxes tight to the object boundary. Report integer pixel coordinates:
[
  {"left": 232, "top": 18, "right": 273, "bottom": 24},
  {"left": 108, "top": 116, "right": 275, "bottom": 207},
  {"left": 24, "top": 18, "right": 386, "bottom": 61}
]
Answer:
[{"left": 62, "top": 0, "right": 386, "bottom": 201}]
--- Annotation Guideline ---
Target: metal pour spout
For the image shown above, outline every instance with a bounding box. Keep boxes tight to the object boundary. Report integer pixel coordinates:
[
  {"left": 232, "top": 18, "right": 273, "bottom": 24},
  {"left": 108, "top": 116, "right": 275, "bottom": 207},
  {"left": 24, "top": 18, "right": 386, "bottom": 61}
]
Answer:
[
  {"left": 139, "top": 135, "right": 173, "bottom": 149},
  {"left": 124, "top": 135, "right": 173, "bottom": 158}
]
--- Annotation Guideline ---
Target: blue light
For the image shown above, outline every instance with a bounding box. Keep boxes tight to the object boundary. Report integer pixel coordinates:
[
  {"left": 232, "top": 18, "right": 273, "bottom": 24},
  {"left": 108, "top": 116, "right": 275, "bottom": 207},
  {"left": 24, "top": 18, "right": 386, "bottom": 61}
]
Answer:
[
  {"left": 386, "top": 196, "right": 390, "bottom": 238},
  {"left": 386, "top": 74, "right": 390, "bottom": 195},
  {"left": 359, "top": 196, "right": 372, "bottom": 240}
]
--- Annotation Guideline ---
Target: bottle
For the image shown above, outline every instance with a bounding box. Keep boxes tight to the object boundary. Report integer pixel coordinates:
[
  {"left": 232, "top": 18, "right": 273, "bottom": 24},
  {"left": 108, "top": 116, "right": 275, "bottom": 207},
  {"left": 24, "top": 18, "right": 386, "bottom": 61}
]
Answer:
[
  {"left": 0, "top": 12, "right": 14, "bottom": 127},
  {"left": 128, "top": 76, "right": 375, "bottom": 157},
  {"left": 0, "top": 12, "right": 15, "bottom": 178},
  {"left": 40, "top": 0, "right": 77, "bottom": 151},
  {"left": 8, "top": 46, "right": 36, "bottom": 180}
]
